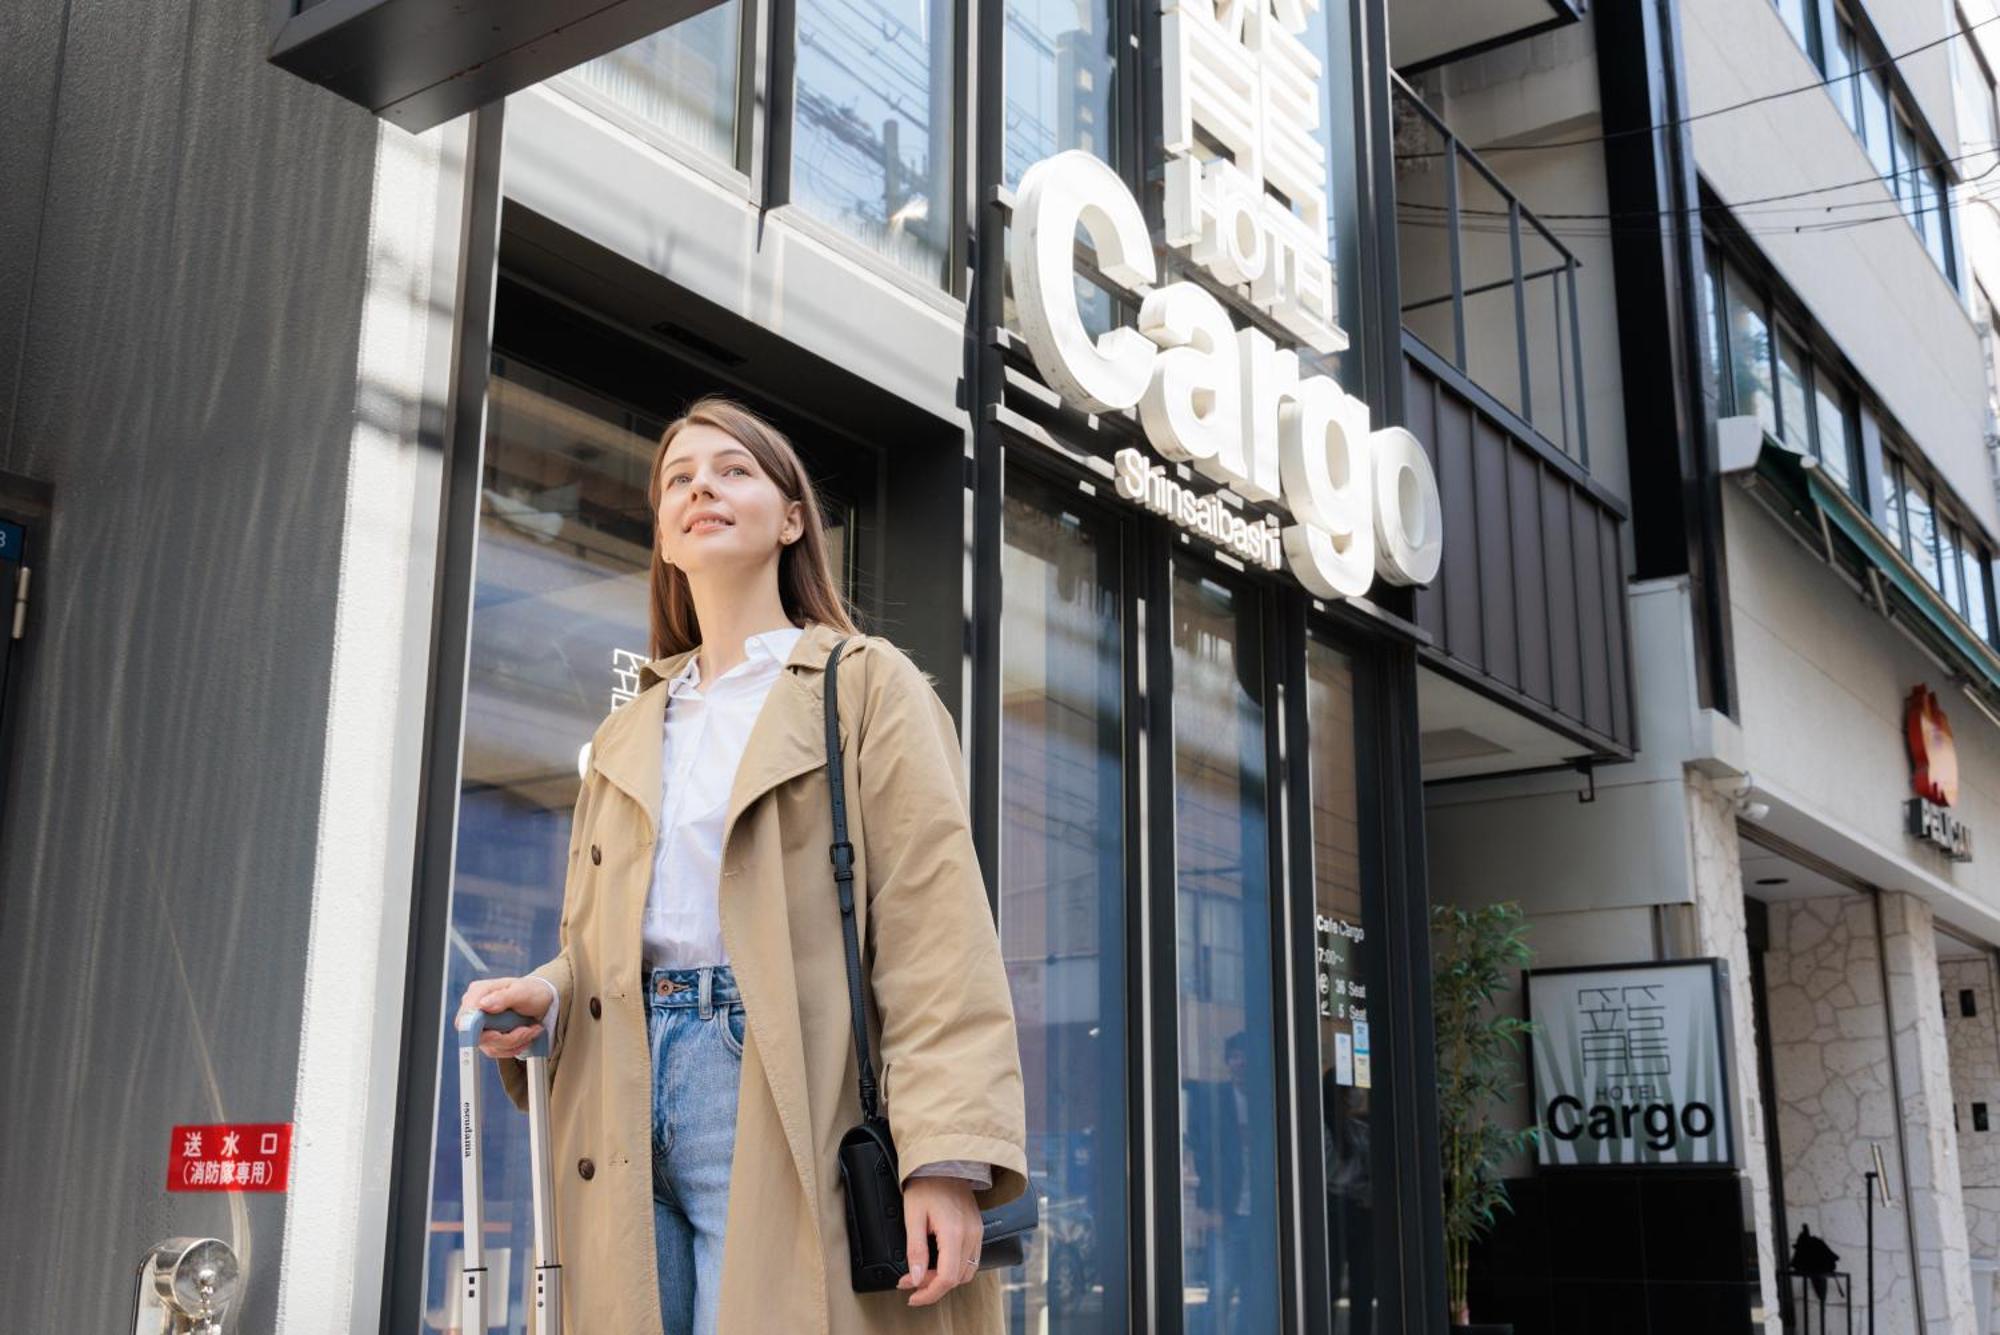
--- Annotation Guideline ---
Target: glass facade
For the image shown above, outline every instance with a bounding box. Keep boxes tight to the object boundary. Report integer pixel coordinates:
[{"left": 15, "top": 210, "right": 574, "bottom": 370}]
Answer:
[
  {"left": 791, "top": 0, "right": 955, "bottom": 283},
  {"left": 1307, "top": 636, "right": 1378, "bottom": 1335},
  {"left": 999, "top": 473, "right": 1129, "bottom": 1332},
  {"left": 1172, "top": 567, "right": 1281, "bottom": 1335},
  {"left": 1724, "top": 265, "right": 1776, "bottom": 439},
  {"left": 558, "top": 7, "right": 743, "bottom": 166}
]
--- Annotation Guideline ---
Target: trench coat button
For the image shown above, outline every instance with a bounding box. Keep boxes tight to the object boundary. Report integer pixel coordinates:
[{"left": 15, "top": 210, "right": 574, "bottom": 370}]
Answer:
[
  {"left": 588, "top": 996, "right": 602, "bottom": 1020},
  {"left": 577, "top": 1158, "right": 596, "bottom": 1181},
  {"left": 590, "top": 844, "right": 602, "bottom": 865}
]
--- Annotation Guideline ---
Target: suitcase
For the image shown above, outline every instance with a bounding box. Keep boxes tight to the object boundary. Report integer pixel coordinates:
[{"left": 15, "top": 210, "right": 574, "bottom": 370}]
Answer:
[{"left": 456, "top": 1007, "right": 562, "bottom": 1334}]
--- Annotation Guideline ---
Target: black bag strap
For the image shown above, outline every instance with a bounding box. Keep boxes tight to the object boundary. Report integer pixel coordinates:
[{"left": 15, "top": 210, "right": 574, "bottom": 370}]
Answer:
[{"left": 824, "top": 639, "right": 881, "bottom": 1124}]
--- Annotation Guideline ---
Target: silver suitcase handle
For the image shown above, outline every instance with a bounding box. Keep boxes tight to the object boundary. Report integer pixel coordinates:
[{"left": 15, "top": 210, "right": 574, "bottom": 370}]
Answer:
[{"left": 456, "top": 1007, "right": 562, "bottom": 1334}]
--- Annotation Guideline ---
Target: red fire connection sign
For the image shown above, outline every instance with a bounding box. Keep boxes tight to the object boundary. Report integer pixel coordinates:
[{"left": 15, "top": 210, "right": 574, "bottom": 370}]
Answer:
[{"left": 167, "top": 1123, "right": 293, "bottom": 1192}]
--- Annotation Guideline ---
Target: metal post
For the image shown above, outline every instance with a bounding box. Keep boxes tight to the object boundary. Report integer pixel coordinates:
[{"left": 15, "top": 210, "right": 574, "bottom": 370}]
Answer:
[
  {"left": 1445, "top": 135, "right": 1466, "bottom": 370},
  {"left": 1565, "top": 258, "right": 1590, "bottom": 468},
  {"left": 1509, "top": 199, "right": 1531, "bottom": 422},
  {"left": 1864, "top": 1170, "right": 1877, "bottom": 1335}
]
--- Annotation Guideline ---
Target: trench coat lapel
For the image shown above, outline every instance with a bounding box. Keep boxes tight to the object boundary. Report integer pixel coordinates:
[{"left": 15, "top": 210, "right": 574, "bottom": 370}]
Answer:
[
  {"left": 585, "top": 650, "right": 691, "bottom": 832},
  {"left": 720, "top": 623, "right": 846, "bottom": 853}
]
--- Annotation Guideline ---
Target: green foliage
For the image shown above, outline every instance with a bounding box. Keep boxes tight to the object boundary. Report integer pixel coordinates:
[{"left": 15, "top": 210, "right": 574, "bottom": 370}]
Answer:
[{"left": 1431, "top": 902, "right": 1538, "bottom": 1324}]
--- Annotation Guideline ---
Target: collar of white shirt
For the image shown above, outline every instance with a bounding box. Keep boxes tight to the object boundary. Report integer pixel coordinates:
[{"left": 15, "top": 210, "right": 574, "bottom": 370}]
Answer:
[{"left": 668, "top": 625, "right": 805, "bottom": 699}]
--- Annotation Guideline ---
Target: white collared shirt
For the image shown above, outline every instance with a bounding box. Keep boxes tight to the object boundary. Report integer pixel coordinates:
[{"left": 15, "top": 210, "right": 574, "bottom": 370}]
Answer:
[{"left": 644, "top": 624, "right": 804, "bottom": 967}]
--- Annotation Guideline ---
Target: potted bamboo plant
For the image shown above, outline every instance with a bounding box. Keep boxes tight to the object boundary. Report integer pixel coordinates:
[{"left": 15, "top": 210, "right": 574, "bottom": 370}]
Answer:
[{"left": 1431, "top": 902, "right": 1538, "bottom": 1334}]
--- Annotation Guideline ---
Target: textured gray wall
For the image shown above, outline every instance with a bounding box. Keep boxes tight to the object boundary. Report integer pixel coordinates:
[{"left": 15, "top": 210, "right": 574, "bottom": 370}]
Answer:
[{"left": 0, "top": 0, "right": 381, "bottom": 1327}]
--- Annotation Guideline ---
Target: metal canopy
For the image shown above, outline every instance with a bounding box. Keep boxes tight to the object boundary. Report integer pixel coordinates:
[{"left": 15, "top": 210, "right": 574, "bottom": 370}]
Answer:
[{"left": 266, "top": 0, "right": 729, "bottom": 133}]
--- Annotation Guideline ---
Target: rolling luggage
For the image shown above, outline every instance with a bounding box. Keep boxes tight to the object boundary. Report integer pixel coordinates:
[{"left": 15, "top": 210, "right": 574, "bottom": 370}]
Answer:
[{"left": 456, "top": 1007, "right": 562, "bottom": 1334}]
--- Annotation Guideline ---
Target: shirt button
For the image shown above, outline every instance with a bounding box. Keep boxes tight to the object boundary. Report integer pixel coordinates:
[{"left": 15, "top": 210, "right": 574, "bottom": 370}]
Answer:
[
  {"left": 590, "top": 845, "right": 602, "bottom": 865},
  {"left": 589, "top": 997, "right": 602, "bottom": 1020},
  {"left": 577, "top": 1158, "right": 596, "bottom": 1181}
]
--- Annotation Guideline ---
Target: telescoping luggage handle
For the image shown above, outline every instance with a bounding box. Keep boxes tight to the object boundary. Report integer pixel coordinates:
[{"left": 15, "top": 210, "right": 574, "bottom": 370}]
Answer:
[{"left": 456, "top": 1007, "right": 562, "bottom": 1334}]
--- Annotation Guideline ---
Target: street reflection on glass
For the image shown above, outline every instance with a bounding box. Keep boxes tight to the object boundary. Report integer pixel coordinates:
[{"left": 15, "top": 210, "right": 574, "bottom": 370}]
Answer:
[
  {"left": 1308, "top": 637, "right": 1377, "bottom": 1334},
  {"left": 1003, "top": 0, "right": 1115, "bottom": 184},
  {"left": 1172, "top": 566, "right": 1280, "bottom": 1335},
  {"left": 418, "top": 355, "right": 659, "bottom": 1332},
  {"left": 792, "top": 0, "right": 953, "bottom": 283},
  {"left": 557, "top": 4, "right": 741, "bottom": 166},
  {"left": 999, "top": 476, "right": 1128, "bottom": 1332}
]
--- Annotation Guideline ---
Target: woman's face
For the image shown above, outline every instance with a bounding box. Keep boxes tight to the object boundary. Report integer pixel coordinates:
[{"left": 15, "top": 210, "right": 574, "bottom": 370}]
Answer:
[{"left": 655, "top": 423, "right": 804, "bottom": 578}]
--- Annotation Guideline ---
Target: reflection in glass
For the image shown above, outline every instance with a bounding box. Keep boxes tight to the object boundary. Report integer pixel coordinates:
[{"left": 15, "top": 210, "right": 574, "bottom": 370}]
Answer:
[
  {"left": 418, "top": 354, "right": 846, "bottom": 1331},
  {"left": 1943, "top": 523, "right": 1966, "bottom": 614},
  {"left": 1777, "top": 335, "right": 1810, "bottom": 456},
  {"left": 1813, "top": 379, "right": 1853, "bottom": 492},
  {"left": 558, "top": 6, "right": 741, "bottom": 166},
  {"left": 1884, "top": 456, "right": 1907, "bottom": 554},
  {"left": 1861, "top": 69, "right": 1894, "bottom": 180},
  {"left": 999, "top": 476, "right": 1128, "bottom": 1333},
  {"left": 1905, "top": 471, "right": 1941, "bottom": 588},
  {"left": 1307, "top": 638, "right": 1376, "bottom": 1335},
  {"left": 1964, "top": 545, "right": 1992, "bottom": 642},
  {"left": 1003, "top": 0, "right": 1115, "bottom": 185},
  {"left": 1172, "top": 566, "right": 1280, "bottom": 1335},
  {"left": 1724, "top": 266, "right": 1775, "bottom": 438},
  {"left": 417, "top": 356, "right": 661, "bottom": 1332},
  {"left": 792, "top": 0, "right": 953, "bottom": 283}
]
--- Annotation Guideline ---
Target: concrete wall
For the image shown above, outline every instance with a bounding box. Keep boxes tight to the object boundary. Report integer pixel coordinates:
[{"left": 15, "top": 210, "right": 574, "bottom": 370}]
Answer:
[
  {"left": 1763, "top": 893, "right": 1921, "bottom": 1330},
  {"left": 1680, "top": 0, "right": 1996, "bottom": 537},
  {"left": 1725, "top": 484, "right": 2000, "bottom": 943},
  {"left": 0, "top": 0, "right": 458, "bottom": 1327},
  {"left": 1943, "top": 954, "right": 2000, "bottom": 1271}
]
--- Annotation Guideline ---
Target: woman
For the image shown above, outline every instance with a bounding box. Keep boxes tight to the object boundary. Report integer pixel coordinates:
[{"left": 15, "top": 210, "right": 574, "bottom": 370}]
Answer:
[{"left": 458, "top": 397, "right": 1028, "bottom": 1335}]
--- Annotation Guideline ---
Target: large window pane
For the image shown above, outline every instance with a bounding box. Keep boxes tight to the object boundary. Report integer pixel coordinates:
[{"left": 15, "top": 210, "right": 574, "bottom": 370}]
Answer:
[
  {"left": 1775, "top": 0, "right": 1816, "bottom": 58},
  {"left": 1944, "top": 522, "right": 1967, "bottom": 613},
  {"left": 1927, "top": 169, "right": 1953, "bottom": 275},
  {"left": 1724, "top": 266, "right": 1776, "bottom": 438},
  {"left": 1777, "top": 334, "right": 1811, "bottom": 455},
  {"left": 791, "top": 0, "right": 954, "bottom": 284},
  {"left": 1883, "top": 455, "right": 1907, "bottom": 553},
  {"left": 1703, "top": 258, "right": 1727, "bottom": 409},
  {"left": 1000, "top": 476, "right": 1129, "bottom": 1334},
  {"left": 1003, "top": 0, "right": 1116, "bottom": 185},
  {"left": 1829, "top": 21, "right": 1860, "bottom": 128},
  {"left": 1905, "top": 470, "right": 1942, "bottom": 588},
  {"left": 1813, "top": 376, "right": 1856, "bottom": 493},
  {"left": 559, "top": 8, "right": 741, "bottom": 166},
  {"left": 417, "top": 356, "right": 661, "bottom": 1332},
  {"left": 1307, "top": 637, "right": 1379, "bottom": 1335},
  {"left": 1971, "top": 548, "right": 1997, "bottom": 643},
  {"left": 1172, "top": 566, "right": 1280, "bottom": 1335},
  {"left": 1861, "top": 68, "right": 1895, "bottom": 179},
  {"left": 1895, "top": 118, "right": 1922, "bottom": 214}
]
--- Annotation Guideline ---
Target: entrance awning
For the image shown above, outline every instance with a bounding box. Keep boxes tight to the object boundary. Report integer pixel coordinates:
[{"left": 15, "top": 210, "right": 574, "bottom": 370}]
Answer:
[{"left": 1741, "top": 439, "right": 2000, "bottom": 706}]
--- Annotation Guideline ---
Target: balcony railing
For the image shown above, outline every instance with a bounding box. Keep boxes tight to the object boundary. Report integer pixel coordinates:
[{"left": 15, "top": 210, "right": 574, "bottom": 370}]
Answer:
[{"left": 1393, "top": 73, "right": 1590, "bottom": 468}]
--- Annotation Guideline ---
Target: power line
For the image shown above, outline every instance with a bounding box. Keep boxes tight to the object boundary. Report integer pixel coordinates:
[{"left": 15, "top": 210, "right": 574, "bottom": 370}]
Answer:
[{"left": 1393, "top": 10, "right": 2000, "bottom": 160}]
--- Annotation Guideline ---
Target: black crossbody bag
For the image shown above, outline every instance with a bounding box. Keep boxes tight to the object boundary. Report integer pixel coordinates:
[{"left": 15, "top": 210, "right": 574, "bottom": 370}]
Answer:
[{"left": 823, "top": 639, "right": 1039, "bottom": 1293}]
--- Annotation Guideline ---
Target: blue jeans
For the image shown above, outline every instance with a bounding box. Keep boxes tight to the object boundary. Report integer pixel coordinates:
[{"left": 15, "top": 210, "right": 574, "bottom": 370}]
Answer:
[{"left": 648, "top": 964, "right": 745, "bottom": 1335}]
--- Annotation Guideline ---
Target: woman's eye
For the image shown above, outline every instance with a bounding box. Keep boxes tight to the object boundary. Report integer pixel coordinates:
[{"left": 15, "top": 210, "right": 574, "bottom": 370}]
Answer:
[{"left": 725, "top": 465, "right": 751, "bottom": 477}]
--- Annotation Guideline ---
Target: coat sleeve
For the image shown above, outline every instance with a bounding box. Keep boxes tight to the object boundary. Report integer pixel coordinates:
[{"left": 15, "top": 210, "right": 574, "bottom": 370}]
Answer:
[
  {"left": 497, "top": 773, "right": 589, "bottom": 1112},
  {"left": 853, "top": 641, "right": 1030, "bottom": 1210}
]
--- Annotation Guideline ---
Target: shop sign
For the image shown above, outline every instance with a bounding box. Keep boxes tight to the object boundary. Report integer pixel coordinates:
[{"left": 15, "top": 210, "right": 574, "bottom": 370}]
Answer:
[
  {"left": 1008, "top": 0, "right": 1442, "bottom": 599},
  {"left": 1906, "top": 684, "right": 1972, "bottom": 861},
  {"left": 1315, "top": 913, "right": 1370, "bottom": 1088},
  {"left": 1527, "top": 960, "right": 1734, "bottom": 1168}
]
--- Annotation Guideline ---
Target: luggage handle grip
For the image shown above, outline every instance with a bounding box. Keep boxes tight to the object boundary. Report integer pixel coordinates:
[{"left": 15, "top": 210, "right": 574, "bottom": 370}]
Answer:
[{"left": 456, "top": 1006, "right": 550, "bottom": 1057}]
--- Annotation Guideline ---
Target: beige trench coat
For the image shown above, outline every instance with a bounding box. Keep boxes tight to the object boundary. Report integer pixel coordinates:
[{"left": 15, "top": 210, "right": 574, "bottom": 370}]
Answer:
[{"left": 497, "top": 624, "right": 1029, "bottom": 1335}]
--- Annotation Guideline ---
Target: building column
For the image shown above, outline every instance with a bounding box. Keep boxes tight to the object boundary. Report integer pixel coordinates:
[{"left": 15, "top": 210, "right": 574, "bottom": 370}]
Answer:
[
  {"left": 1685, "top": 774, "right": 1783, "bottom": 1334},
  {"left": 1943, "top": 953, "right": 2000, "bottom": 1318},
  {"left": 1878, "top": 892, "right": 1978, "bottom": 1335}
]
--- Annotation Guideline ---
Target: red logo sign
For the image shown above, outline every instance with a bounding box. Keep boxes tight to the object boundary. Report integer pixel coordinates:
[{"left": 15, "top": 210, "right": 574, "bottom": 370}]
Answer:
[
  {"left": 1907, "top": 685, "right": 1961, "bottom": 807},
  {"left": 167, "top": 1123, "right": 292, "bottom": 1193}
]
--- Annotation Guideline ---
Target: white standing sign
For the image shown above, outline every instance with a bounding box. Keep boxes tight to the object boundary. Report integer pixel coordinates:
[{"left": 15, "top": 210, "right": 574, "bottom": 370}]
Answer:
[{"left": 1528, "top": 961, "right": 1735, "bottom": 1168}]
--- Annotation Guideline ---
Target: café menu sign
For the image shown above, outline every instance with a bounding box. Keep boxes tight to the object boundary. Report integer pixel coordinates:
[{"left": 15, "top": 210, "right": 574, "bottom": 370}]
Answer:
[
  {"left": 1528, "top": 960, "right": 1734, "bottom": 1168},
  {"left": 1008, "top": 0, "right": 1443, "bottom": 600}
]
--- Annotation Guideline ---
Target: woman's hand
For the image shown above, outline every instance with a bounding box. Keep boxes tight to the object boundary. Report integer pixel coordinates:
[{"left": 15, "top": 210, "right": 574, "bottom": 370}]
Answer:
[
  {"left": 897, "top": 1176, "right": 983, "bottom": 1307},
  {"left": 457, "top": 976, "right": 553, "bottom": 1059}
]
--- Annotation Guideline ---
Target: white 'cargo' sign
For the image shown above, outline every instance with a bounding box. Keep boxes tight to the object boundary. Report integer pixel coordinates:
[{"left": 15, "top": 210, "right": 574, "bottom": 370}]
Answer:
[{"left": 1528, "top": 960, "right": 1735, "bottom": 1168}]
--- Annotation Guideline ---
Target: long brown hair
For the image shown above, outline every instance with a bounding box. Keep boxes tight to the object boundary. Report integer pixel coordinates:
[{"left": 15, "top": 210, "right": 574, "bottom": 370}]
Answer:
[{"left": 647, "top": 396, "right": 860, "bottom": 659}]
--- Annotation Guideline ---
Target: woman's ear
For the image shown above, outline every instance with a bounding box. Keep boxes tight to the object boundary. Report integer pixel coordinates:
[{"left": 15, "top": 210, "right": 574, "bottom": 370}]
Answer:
[{"left": 782, "top": 501, "right": 805, "bottom": 546}]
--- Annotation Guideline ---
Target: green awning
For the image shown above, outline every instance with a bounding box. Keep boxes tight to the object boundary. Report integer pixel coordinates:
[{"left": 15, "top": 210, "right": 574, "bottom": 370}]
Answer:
[{"left": 1752, "top": 443, "right": 2000, "bottom": 700}]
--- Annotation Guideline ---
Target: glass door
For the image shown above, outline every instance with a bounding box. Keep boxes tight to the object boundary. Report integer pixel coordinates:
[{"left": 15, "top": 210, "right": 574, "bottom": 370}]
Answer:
[
  {"left": 1170, "top": 561, "right": 1281, "bottom": 1335},
  {"left": 418, "top": 331, "right": 855, "bottom": 1332}
]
